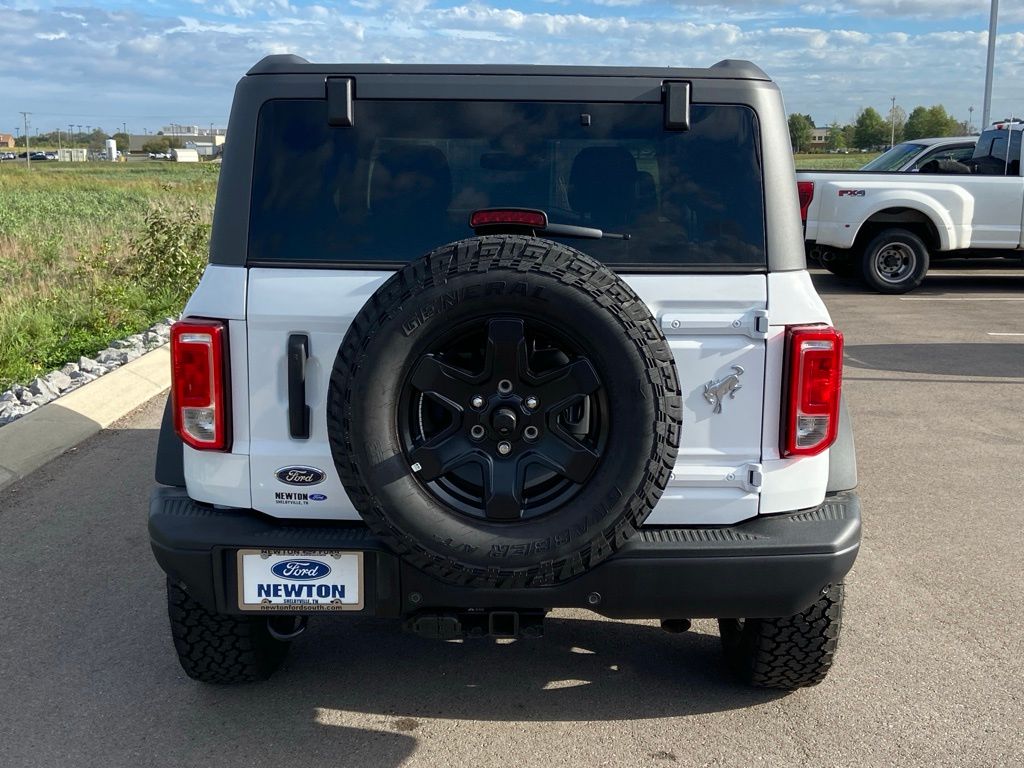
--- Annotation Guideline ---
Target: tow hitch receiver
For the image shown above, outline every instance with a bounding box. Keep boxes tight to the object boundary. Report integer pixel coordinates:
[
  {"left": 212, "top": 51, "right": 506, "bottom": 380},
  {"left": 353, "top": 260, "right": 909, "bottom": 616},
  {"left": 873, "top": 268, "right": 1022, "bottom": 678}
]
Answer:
[{"left": 404, "top": 610, "right": 546, "bottom": 640}]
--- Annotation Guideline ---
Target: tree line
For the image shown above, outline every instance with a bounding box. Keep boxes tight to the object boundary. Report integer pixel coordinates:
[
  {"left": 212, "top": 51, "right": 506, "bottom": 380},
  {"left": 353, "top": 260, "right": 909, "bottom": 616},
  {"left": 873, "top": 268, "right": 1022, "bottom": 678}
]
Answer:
[
  {"left": 11, "top": 129, "right": 183, "bottom": 154},
  {"left": 789, "top": 105, "right": 971, "bottom": 153}
]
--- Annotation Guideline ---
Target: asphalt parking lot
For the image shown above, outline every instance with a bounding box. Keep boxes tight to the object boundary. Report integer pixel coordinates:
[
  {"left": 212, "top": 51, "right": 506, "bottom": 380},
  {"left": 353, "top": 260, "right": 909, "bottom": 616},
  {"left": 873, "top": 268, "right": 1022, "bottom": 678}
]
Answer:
[{"left": 1, "top": 265, "right": 1022, "bottom": 768}]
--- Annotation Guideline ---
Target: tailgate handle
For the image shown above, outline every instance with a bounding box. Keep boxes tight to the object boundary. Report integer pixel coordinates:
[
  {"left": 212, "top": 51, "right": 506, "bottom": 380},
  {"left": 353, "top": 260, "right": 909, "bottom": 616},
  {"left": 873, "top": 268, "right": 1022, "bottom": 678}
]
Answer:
[{"left": 287, "top": 334, "right": 311, "bottom": 440}]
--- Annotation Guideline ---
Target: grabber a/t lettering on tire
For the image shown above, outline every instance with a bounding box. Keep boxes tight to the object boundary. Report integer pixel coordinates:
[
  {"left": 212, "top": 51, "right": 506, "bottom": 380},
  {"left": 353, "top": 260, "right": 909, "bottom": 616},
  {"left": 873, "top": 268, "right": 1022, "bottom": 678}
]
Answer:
[{"left": 327, "top": 235, "right": 682, "bottom": 588}]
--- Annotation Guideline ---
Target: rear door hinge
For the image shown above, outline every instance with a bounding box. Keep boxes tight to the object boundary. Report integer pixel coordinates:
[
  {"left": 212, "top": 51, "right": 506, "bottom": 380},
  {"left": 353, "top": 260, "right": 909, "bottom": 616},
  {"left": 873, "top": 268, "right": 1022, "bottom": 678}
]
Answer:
[
  {"left": 669, "top": 462, "right": 763, "bottom": 493},
  {"left": 661, "top": 308, "right": 769, "bottom": 339},
  {"left": 662, "top": 81, "right": 690, "bottom": 131},
  {"left": 326, "top": 77, "right": 354, "bottom": 127}
]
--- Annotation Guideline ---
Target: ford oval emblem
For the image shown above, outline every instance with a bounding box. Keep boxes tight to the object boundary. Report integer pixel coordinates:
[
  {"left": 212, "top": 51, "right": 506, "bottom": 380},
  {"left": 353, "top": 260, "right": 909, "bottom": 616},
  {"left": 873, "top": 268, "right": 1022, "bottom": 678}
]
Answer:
[
  {"left": 309, "top": 493, "right": 327, "bottom": 501},
  {"left": 271, "top": 559, "right": 332, "bottom": 581},
  {"left": 275, "top": 466, "right": 326, "bottom": 486}
]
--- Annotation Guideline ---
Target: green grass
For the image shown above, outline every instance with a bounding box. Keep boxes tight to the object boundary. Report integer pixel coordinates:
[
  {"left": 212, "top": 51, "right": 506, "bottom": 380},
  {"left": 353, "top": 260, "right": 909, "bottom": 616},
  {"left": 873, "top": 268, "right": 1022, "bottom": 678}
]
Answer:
[
  {"left": 794, "top": 152, "right": 882, "bottom": 170},
  {"left": 0, "top": 162, "right": 217, "bottom": 389}
]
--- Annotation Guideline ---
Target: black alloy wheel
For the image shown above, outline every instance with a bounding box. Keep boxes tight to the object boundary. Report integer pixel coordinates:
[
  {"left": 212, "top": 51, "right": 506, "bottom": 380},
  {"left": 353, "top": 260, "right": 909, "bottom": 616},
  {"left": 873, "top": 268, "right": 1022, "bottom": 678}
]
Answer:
[{"left": 399, "top": 316, "right": 608, "bottom": 521}]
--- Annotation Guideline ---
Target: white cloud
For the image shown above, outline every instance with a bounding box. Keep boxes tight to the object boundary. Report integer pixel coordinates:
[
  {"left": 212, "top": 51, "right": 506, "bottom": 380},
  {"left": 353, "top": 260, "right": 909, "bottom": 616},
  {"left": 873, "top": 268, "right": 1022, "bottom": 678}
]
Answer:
[{"left": 0, "top": 2, "right": 1021, "bottom": 133}]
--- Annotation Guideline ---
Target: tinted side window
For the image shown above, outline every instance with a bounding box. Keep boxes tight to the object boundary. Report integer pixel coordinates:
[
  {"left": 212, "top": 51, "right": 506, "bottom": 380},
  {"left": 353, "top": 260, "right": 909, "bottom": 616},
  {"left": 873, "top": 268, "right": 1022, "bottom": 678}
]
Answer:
[
  {"left": 971, "top": 131, "right": 1022, "bottom": 175},
  {"left": 248, "top": 100, "right": 766, "bottom": 269},
  {"left": 910, "top": 144, "right": 974, "bottom": 170}
]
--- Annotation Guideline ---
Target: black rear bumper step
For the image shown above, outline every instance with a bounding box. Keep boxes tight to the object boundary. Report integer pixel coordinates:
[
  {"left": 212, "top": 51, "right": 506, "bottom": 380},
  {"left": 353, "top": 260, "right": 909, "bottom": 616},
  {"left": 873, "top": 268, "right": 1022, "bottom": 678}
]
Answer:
[{"left": 149, "top": 487, "right": 860, "bottom": 620}]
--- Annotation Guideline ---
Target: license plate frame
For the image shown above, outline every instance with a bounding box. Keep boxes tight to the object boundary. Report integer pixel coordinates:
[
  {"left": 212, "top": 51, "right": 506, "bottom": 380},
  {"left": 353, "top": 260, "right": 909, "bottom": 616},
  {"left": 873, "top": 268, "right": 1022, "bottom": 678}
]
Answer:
[{"left": 236, "top": 549, "right": 364, "bottom": 612}]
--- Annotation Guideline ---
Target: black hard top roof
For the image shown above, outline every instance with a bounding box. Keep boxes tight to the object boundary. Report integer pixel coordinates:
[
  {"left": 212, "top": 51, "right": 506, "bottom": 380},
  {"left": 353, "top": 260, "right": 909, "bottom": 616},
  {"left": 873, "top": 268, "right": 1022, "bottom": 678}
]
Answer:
[{"left": 247, "top": 54, "right": 770, "bottom": 81}]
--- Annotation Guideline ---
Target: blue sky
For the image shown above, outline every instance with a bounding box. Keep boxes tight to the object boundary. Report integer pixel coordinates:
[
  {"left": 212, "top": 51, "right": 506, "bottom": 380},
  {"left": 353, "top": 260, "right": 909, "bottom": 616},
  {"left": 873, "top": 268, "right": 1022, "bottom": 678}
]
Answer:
[{"left": 2, "top": 0, "right": 1022, "bottom": 137}]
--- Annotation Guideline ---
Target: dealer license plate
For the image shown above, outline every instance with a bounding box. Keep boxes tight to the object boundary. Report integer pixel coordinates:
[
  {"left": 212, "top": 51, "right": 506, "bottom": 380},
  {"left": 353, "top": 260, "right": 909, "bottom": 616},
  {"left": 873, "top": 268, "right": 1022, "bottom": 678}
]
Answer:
[{"left": 237, "top": 549, "right": 364, "bottom": 612}]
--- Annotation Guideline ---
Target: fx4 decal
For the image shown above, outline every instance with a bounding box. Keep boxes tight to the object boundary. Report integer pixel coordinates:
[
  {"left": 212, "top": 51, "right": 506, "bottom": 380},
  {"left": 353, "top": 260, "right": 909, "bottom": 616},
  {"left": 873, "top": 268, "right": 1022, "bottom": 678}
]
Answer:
[{"left": 838, "top": 189, "right": 866, "bottom": 197}]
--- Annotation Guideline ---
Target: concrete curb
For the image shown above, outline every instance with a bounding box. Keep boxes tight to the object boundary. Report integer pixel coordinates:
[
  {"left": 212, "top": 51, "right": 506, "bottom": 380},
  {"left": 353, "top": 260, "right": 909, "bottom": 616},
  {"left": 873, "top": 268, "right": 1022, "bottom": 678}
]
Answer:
[{"left": 0, "top": 346, "right": 170, "bottom": 492}]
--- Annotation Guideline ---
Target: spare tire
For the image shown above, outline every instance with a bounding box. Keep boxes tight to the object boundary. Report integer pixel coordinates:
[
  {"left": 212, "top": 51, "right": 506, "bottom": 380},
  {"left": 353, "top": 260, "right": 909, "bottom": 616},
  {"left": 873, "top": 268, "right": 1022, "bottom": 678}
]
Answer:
[{"left": 327, "top": 235, "right": 681, "bottom": 587}]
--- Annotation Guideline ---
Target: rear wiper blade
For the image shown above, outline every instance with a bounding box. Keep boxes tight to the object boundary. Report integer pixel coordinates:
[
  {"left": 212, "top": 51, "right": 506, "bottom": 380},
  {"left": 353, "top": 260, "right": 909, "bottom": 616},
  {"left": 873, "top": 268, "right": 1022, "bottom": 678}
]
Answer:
[
  {"left": 544, "top": 222, "right": 631, "bottom": 241},
  {"left": 469, "top": 208, "right": 631, "bottom": 240}
]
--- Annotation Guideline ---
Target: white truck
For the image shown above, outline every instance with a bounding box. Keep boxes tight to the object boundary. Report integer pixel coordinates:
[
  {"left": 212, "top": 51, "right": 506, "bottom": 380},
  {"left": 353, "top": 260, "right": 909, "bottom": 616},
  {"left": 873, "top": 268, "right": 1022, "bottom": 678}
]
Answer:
[{"left": 799, "top": 122, "right": 1024, "bottom": 292}]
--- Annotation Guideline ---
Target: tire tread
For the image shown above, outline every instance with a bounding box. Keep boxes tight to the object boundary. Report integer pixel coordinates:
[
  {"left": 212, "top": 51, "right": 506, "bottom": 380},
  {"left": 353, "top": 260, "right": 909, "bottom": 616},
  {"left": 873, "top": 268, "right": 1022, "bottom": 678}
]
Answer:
[
  {"left": 719, "top": 584, "right": 844, "bottom": 689},
  {"left": 166, "top": 579, "right": 288, "bottom": 684}
]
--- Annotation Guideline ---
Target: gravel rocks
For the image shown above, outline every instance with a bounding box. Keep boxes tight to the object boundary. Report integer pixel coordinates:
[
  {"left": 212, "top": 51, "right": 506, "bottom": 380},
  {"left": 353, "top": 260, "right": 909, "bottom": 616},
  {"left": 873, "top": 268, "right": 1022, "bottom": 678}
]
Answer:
[
  {"left": 43, "top": 370, "right": 73, "bottom": 392},
  {"left": 78, "top": 357, "right": 103, "bottom": 374},
  {"left": 29, "top": 377, "right": 60, "bottom": 400},
  {"left": 0, "top": 318, "right": 175, "bottom": 428}
]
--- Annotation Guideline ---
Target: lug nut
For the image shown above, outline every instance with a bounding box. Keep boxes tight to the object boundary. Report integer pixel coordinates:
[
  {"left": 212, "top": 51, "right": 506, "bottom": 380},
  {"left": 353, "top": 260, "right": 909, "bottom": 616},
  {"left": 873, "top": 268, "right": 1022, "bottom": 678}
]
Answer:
[
  {"left": 471, "top": 395, "right": 485, "bottom": 409},
  {"left": 470, "top": 425, "right": 486, "bottom": 440},
  {"left": 497, "top": 379, "right": 513, "bottom": 395},
  {"left": 523, "top": 426, "right": 539, "bottom": 440},
  {"left": 497, "top": 441, "right": 512, "bottom": 456},
  {"left": 525, "top": 396, "right": 539, "bottom": 410}
]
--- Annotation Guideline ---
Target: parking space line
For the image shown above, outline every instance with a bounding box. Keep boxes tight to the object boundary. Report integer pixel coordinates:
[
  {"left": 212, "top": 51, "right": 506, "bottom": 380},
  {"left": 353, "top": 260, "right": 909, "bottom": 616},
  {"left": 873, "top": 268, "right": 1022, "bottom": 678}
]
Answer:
[
  {"left": 987, "top": 332, "right": 1024, "bottom": 336},
  {"left": 898, "top": 297, "right": 1024, "bottom": 301}
]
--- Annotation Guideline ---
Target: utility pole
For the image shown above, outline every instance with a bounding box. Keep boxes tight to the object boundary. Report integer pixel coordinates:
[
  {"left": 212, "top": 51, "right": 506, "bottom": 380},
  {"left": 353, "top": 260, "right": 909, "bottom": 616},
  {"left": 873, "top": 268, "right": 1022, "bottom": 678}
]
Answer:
[
  {"left": 57, "top": 127, "right": 62, "bottom": 158},
  {"left": 982, "top": 0, "right": 999, "bottom": 128},
  {"left": 969, "top": 105, "right": 975, "bottom": 133},
  {"left": 20, "top": 112, "right": 30, "bottom": 170},
  {"left": 890, "top": 97, "right": 896, "bottom": 149}
]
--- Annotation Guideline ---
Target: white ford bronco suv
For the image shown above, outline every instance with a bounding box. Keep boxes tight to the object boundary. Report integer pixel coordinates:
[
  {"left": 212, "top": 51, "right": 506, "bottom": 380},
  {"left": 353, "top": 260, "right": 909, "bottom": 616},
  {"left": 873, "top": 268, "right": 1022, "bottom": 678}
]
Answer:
[{"left": 150, "top": 55, "right": 860, "bottom": 689}]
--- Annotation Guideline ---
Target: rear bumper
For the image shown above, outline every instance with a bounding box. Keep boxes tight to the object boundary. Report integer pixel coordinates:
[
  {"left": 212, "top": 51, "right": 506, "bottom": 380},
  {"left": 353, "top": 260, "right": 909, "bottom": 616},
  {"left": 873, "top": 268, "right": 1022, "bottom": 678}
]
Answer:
[{"left": 149, "top": 487, "right": 861, "bottom": 620}]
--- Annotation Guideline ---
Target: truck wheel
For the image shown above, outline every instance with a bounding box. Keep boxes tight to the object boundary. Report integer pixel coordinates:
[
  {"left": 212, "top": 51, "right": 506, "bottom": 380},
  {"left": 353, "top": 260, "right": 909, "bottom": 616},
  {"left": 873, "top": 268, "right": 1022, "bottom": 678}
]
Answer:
[
  {"left": 327, "top": 235, "right": 682, "bottom": 588},
  {"left": 166, "top": 579, "right": 290, "bottom": 683},
  {"left": 718, "top": 584, "right": 844, "bottom": 689},
  {"left": 861, "top": 229, "right": 929, "bottom": 294}
]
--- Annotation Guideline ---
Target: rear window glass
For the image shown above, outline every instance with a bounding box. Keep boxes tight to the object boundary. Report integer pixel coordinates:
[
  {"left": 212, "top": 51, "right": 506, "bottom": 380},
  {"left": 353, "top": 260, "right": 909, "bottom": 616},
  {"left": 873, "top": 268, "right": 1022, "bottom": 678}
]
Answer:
[{"left": 249, "top": 99, "right": 765, "bottom": 269}]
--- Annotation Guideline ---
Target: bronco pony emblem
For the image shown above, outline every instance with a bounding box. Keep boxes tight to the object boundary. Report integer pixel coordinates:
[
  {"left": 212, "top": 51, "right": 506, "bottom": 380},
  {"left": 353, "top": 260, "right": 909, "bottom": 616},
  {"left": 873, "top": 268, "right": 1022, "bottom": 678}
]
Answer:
[{"left": 703, "top": 365, "right": 744, "bottom": 414}]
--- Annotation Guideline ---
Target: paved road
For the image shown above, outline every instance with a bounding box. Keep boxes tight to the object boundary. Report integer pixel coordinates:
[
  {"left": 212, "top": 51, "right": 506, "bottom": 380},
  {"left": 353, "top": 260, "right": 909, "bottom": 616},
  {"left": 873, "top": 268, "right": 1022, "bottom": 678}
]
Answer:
[{"left": 2, "top": 267, "right": 1022, "bottom": 768}]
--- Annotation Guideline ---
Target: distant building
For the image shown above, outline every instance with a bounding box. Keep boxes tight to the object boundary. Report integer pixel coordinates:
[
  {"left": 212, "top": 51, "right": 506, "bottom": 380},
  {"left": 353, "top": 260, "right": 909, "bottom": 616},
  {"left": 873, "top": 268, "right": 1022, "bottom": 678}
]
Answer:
[
  {"left": 0, "top": 133, "right": 14, "bottom": 148},
  {"left": 187, "top": 141, "right": 223, "bottom": 158},
  {"left": 161, "top": 125, "right": 225, "bottom": 138},
  {"left": 129, "top": 131, "right": 226, "bottom": 153},
  {"left": 809, "top": 126, "right": 831, "bottom": 150}
]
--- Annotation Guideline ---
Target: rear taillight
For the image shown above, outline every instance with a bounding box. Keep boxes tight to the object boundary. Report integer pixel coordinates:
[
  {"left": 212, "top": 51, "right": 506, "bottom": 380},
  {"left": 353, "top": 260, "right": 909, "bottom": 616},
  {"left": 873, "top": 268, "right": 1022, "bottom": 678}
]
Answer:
[
  {"left": 171, "top": 319, "right": 230, "bottom": 451},
  {"left": 782, "top": 325, "right": 843, "bottom": 458},
  {"left": 797, "top": 180, "right": 814, "bottom": 222}
]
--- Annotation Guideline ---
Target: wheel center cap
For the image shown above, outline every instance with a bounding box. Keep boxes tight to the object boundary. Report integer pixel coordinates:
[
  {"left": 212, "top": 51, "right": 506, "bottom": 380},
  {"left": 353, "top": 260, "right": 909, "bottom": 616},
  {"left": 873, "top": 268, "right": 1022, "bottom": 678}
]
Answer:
[{"left": 492, "top": 407, "right": 518, "bottom": 436}]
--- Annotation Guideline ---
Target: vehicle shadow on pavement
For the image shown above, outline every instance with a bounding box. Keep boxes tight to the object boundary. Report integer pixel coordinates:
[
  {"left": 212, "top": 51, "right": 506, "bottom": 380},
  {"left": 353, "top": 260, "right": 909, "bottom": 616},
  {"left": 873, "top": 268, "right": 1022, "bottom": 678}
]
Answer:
[
  {"left": 266, "top": 616, "right": 786, "bottom": 723},
  {"left": 3, "top": 421, "right": 783, "bottom": 767},
  {"left": 845, "top": 342, "right": 1024, "bottom": 378}
]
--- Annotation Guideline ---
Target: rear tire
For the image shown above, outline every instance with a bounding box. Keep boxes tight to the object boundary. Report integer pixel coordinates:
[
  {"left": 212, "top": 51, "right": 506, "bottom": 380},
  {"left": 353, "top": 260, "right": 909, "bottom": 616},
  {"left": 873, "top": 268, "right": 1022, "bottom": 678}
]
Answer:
[
  {"left": 166, "top": 579, "right": 290, "bottom": 683},
  {"left": 861, "top": 228, "right": 929, "bottom": 294},
  {"left": 718, "top": 584, "right": 844, "bottom": 690}
]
